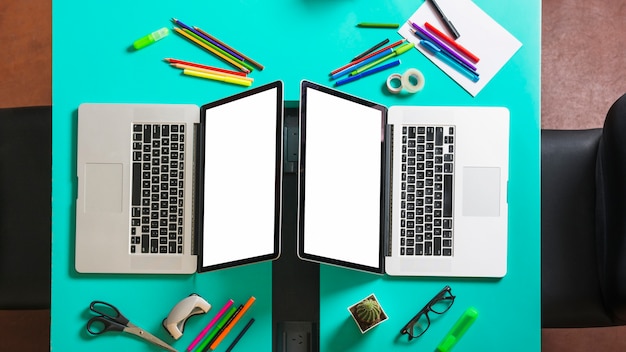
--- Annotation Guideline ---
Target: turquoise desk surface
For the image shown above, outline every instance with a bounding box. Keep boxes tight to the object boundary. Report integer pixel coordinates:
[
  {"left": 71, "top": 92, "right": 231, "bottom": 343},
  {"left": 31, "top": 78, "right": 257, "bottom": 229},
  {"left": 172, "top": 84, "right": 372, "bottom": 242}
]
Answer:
[{"left": 52, "top": 1, "right": 540, "bottom": 351}]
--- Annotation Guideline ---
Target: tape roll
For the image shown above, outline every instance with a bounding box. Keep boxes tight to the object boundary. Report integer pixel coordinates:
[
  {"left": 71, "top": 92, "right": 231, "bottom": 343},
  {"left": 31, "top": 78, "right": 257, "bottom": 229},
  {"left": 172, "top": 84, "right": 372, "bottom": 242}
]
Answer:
[
  {"left": 401, "top": 68, "right": 425, "bottom": 93},
  {"left": 386, "top": 73, "right": 403, "bottom": 94}
]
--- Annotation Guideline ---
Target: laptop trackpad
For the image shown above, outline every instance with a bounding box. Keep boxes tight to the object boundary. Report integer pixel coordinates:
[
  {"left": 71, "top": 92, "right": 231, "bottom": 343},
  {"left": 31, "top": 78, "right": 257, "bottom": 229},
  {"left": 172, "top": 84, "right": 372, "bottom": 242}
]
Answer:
[
  {"left": 84, "top": 163, "right": 123, "bottom": 213},
  {"left": 462, "top": 167, "right": 501, "bottom": 217}
]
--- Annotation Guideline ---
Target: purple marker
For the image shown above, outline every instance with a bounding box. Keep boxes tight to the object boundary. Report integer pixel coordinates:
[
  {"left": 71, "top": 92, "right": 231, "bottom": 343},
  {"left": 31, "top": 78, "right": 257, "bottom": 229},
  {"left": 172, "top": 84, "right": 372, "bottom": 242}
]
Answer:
[{"left": 409, "top": 21, "right": 477, "bottom": 72}]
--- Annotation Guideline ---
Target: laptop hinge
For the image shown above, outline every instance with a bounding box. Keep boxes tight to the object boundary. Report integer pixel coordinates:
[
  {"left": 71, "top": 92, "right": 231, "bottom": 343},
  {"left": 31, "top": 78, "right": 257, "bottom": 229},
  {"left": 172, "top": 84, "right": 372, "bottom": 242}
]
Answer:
[{"left": 383, "top": 124, "right": 393, "bottom": 257}]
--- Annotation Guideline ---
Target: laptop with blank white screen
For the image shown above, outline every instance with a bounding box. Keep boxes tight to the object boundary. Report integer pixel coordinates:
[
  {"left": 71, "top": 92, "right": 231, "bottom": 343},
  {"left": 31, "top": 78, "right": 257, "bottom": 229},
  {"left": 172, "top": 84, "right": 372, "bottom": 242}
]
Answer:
[
  {"left": 297, "top": 80, "right": 509, "bottom": 278},
  {"left": 75, "top": 81, "right": 283, "bottom": 274}
]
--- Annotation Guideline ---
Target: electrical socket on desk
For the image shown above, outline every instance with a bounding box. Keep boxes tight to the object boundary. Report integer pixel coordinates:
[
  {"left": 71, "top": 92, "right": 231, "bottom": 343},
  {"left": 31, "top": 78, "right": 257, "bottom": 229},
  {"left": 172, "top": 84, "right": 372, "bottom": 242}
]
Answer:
[{"left": 277, "top": 321, "right": 317, "bottom": 352}]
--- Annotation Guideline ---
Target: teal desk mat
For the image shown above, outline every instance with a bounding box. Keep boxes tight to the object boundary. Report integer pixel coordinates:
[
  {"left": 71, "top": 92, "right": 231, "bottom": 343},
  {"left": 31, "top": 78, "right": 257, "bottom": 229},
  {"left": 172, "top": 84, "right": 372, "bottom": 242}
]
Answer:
[{"left": 52, "top": 1, "right": 540, "bottom": 351}]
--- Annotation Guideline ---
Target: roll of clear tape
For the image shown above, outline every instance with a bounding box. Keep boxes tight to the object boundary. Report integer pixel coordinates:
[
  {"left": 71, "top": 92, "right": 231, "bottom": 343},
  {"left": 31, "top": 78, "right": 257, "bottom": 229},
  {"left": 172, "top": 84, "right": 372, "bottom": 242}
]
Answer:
[
  {"left": 386, "top": 73, "right": 403, "bottom": 94},
  {"left": 401, "top": 68, "right": 425, "bottom": 93}
]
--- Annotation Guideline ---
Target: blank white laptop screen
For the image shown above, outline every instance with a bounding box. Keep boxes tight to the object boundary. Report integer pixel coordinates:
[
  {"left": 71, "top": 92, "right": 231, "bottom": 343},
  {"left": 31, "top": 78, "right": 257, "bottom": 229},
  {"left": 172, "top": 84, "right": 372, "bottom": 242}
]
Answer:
[
  {"left": 200, "top": 86, "right": 281, "bottom": 269},
  {"left": 298, "top": 81, "right": 386, "bottom": 271}
]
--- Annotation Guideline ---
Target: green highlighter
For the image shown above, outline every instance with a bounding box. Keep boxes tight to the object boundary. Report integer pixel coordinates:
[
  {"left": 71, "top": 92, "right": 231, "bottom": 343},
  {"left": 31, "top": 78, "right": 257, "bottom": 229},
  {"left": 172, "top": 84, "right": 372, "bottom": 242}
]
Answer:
[
  {"left": 436, "top": 307, "right": 479, "bottom": 352},
  {"left": 133, "top": 27, "right": 169, "bottom": 50}
]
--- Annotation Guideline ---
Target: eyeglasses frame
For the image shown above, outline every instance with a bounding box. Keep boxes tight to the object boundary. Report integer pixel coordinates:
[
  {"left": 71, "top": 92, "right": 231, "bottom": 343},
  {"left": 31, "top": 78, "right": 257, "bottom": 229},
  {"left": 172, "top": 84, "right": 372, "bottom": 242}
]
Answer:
[{"left": 399, "top": 285, "right": 456, "bottom": 341}]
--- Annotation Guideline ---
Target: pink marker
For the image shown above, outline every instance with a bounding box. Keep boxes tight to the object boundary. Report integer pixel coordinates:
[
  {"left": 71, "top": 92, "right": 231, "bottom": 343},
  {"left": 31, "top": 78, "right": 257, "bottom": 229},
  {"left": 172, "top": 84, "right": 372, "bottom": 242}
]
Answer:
[{"left": 187, "top": 299, "right": 234, "bottom": 351}]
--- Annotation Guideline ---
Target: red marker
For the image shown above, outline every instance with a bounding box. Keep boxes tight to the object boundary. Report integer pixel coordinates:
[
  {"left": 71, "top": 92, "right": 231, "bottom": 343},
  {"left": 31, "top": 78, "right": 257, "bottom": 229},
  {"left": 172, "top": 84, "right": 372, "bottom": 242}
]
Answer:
[{"left": 424, "top": 22, "right": 480, "bottom": 63}]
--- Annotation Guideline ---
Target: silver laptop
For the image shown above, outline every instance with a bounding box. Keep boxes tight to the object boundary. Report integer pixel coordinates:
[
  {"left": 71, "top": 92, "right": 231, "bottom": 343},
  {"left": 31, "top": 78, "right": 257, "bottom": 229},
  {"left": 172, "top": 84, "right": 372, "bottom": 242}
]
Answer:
[
  {"left": 297, "top": 80, "right": 509, "bottom": 277},
  {"left": 75, "top": 81, "right": 284, "bottom": 274}
]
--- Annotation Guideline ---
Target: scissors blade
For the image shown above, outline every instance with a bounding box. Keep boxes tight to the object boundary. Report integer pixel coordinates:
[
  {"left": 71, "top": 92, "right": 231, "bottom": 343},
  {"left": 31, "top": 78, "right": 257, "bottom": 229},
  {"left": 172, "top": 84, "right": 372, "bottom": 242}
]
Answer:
[{"left": 124, "top": 323, "right": 177, "bottom": 352}]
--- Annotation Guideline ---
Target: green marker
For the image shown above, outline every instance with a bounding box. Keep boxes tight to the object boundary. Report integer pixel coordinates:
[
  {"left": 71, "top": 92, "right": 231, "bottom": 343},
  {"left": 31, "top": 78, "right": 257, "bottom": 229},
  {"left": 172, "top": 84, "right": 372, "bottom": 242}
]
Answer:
[
  {"left": 133, "top": 27, "right": 169, "bottom": 50},
  {"left": 195, "top": 305, "right": 238, "bottom": 351},
  {"left": 436, "top": 306, "right": 479, "bottom": 352},
  {"left": 357, "top": 22, "right": 400, "bottom": 28},
  {"left": 350, "top": 42, "right": 414, "bottom": 75}
]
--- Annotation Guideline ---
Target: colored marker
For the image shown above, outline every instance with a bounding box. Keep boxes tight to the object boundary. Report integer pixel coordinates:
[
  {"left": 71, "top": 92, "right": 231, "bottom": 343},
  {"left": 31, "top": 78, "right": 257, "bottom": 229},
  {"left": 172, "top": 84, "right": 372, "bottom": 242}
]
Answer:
[
  {"left": 209, "top": 296, "right": 256, "bottom": 351},
  {"left": 350, "top": 42, "right": 414, "bottom": 75},
  {"left": 436, "top": 307, "right": 478, "bottom": 352},
  {"left": 427, "top": 0, "right": 460, "bottom": 39},
  {"left": 334, "top": 59, "right": 400, "bottom": 87},
  {"left": 225, "top": 318, "right": 255, "bottom": 352},
  {"left": 409, "top": 22, "right": 477, "bottom": 72},
  {"left": 187, "top": 299, "right": 234, "bottom": 352},
  {"left": 132, "top": 27, "right": 169, "bottom": 50},
  {"left": 424, "top": 22, "right": 479, "bottom": 63},
  {"left": 357, "top": 22, "right": 400, "bottom": 28},
  {"left": 352, "top": 38, "right": 390, "bottom": 62},
  {"left": 195, "top": 305, "right": 238, "bottom": 352},
  {"left": 330, "top": 39, "right": 406, "bottom": 75},
  {"left": 420, "top": 40, "right": 479, "bottom": 82},
  {"left": 331, "top": 48, "right": 394, "bottom": 80}
]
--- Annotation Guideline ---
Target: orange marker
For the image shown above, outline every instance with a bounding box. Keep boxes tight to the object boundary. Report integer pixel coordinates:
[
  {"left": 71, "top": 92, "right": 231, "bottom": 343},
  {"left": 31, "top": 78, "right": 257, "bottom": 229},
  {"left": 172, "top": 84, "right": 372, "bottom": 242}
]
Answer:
[{"left": 209, "top": 296, "right": 256, "bottom": 350}]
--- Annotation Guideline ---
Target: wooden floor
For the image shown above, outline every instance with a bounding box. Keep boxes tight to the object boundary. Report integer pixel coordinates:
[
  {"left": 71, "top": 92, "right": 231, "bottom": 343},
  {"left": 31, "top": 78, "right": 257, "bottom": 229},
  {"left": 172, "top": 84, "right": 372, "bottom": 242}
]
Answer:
[{"left": 1, "top": 0, "right": 625, "bottom": 350}]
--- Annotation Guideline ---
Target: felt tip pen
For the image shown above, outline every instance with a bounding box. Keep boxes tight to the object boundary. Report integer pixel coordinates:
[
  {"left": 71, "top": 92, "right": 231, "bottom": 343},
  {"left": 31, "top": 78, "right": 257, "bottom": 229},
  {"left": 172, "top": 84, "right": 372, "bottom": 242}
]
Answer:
[
  {"left": 436, "top": 306, "right": 478, "bottom": 352},
  {"left": 331, "top": 48, "right": 393, "bottom": 80},
  {"left": 334, "top": 59, "right": 400, "bottom": 87},
  {"left": 357, "top": 22, "right": 400, "bottom": 28},
  {"left": 133, "top": 27, "right": 169, "bottom": 50},
  {"left": 420, "top": 40, "right": 479, "bottom": 82},
  {"left": 350, "top": 42, "right": 414, "bottom": 76},
  {"left": 427, "top": 0, "right": 460, "bottom": 39},
  {"left": 409, "top": 22, "right": 476, "bottom": 72}
]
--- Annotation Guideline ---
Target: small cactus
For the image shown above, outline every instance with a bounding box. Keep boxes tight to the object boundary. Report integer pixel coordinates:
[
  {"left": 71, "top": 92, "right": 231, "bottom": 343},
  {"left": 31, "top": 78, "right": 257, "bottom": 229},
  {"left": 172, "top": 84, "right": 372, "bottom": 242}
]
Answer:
[{"left": 356, "top": 298, "right": 382, "bottom": 323}]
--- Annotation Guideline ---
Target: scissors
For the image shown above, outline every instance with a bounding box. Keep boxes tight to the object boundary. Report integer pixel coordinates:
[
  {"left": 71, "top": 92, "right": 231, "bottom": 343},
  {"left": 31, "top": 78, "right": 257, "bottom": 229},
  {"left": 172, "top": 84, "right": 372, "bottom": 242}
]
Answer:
[{"left": 86, "top": 300, "right": 177, "bottom": 352}]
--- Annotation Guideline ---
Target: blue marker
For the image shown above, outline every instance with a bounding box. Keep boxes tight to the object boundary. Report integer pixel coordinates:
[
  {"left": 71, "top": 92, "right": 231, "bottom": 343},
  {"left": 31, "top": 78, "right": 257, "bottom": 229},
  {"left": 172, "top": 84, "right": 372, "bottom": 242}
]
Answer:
[
  {"left": 334, "top": 59, "right": 401, "bottom": 87},
  {"left": 420, "top": 40, "right": 479, "bottom": 82},
  {"left": 331, "top": 48, "right": 393, "bottom": 80}
]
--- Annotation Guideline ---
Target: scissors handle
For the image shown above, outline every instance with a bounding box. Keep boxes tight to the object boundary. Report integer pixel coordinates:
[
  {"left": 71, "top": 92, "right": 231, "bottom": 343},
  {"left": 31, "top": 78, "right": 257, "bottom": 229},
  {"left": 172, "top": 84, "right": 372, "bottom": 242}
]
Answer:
[
  {"left": 89, "top": 301, "right": 130, "bottom": 325},
  {"left": 86, "top": 315, "right": 127, "bottom": 335}
]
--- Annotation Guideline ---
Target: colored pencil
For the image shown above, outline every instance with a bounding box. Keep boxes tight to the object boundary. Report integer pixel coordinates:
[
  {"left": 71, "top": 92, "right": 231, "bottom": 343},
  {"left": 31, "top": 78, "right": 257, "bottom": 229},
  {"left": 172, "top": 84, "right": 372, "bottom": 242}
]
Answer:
[
  {"left": 165, "top": 58, "right": 247, "bottom": 77},
  {"left": 173, "top": 27, "right": 251, "bottom": 73},
  {"left": 352, "top": 38, "right": 390, "bottom": 61},
  {"left": 171, "top": 18, "right": 245, "bottom": 61},
  {"left": 424, "top": 22, "right": 479, "bottom": 63},
  {"left": 194, "top": 27, "right": 265, "bottom": 71},
  {"left": 183, "top": 69, "right": 253, "bottom": 87},
  {"left": 171, "top": 64, "right": 254, "bottom": 82},
  {"left": 187, "top": 299, "right": 234, "bottom": 352},
  {"left": 224, "top": 318, "right": 255, "bottom": 352},
  {"left": 209, "top": 296, "right": 256, "bottom": 351},
  {"left": 182, "top": 28, "right": 254, "bottom": 72},
  {"left": 329, "top": 39, "right": 405, "bottom": 75}
]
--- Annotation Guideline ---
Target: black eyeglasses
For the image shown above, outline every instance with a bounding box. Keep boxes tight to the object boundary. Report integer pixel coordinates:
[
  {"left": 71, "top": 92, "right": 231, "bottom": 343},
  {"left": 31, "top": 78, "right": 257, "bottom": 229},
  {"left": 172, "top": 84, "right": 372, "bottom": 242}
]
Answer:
[{"left": 400, "top": 285, "right": 455, "bottom": 341}]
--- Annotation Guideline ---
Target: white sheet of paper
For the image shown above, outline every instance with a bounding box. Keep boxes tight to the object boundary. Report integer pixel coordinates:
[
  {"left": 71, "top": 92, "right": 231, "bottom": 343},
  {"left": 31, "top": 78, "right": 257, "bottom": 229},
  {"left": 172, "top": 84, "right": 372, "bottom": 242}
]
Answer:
[{"left": 398, "top": 0, "right": 522, "bottom": 96}]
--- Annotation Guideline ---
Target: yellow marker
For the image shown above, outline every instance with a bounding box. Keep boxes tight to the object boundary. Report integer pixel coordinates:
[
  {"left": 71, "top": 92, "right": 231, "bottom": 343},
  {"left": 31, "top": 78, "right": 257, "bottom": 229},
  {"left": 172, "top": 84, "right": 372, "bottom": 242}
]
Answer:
[
  {"left": 133, "top": 27, "right": 169, "bottom": 50},
  {"left": 182, "top": 69, "right": 252, "bottom": 87}
]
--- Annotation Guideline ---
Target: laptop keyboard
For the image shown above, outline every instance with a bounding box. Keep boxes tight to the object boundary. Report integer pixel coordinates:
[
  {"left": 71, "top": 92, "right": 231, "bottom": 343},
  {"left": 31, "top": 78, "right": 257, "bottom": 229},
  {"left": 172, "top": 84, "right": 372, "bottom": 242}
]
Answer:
[
  {"left": 400, "top": 125, "right": 455, "bottom": 256},
  {"left": 130, "top": 123, "right": 186, "bottom": 254}
]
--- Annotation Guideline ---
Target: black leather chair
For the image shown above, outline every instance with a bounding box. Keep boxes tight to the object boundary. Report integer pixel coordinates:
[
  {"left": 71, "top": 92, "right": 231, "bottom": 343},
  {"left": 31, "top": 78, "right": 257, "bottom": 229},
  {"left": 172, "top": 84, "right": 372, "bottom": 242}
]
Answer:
[
  {"left": 542, "top": 93, "right": 626, "bottom": 328},
  {"left": 0, "top": 106, "right": 51, "bottom": 309},
  {"left": 0, "top": 106, "right": 51, "bottom": 351}
]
